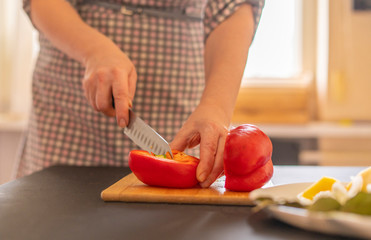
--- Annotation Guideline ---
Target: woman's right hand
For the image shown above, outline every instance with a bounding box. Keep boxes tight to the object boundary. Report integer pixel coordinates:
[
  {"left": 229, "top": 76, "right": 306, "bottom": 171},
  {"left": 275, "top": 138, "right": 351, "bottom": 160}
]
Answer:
[
  {"left": 82, "top": 44, "right": 137, "bottom": 128},
  {"left": 30, "top": 0, "right": 137, "bottom": 127}
]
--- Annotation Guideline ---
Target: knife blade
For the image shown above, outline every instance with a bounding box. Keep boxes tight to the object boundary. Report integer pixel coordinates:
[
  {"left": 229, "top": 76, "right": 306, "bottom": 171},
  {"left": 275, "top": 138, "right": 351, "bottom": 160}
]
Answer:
[{"left": 124, "top": 109, "right": 173, "bottom": 158}]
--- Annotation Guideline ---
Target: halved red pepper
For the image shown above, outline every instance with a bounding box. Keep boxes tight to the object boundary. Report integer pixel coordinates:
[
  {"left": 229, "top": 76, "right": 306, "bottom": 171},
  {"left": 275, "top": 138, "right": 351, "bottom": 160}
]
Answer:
[{"left": 128, "top": 150, "right": 200, "bottom": 188}]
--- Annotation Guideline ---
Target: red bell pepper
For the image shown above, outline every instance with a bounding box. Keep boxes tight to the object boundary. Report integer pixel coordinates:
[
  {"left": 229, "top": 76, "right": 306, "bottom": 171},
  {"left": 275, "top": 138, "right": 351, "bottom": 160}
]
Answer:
[
  {"left": 128, "top": 150, "right": 200, "bottom": 188},
  {"left": 223, "top": 124, "right": 273, "bottom": 192}
]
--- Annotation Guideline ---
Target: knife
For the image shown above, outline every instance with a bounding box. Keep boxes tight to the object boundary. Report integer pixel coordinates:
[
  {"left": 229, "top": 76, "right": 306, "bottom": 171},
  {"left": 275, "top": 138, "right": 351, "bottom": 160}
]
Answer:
[{"left": 124, "top": 109, "right": 173, "bottom": 158}]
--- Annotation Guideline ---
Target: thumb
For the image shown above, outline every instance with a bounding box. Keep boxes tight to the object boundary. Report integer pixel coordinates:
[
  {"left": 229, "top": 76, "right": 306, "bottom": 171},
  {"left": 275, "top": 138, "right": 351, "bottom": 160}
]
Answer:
[
  {"left": 170, "top": 129, "right": 201, "bottom": 152},
  {"left": 170, "top": 131, "right": 188, "bottom": 152},
  {"left": 128, "top": 67, "right": 137, "bottom": 101},
  {"left": 171, "top": 125, "right": 201, "bottom": 151}
]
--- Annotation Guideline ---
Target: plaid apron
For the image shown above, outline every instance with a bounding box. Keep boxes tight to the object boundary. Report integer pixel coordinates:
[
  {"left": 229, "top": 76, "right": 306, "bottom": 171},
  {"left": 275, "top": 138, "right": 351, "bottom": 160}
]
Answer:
[{"left": 17, "top": 0, "right": 263, "bottom": 177}]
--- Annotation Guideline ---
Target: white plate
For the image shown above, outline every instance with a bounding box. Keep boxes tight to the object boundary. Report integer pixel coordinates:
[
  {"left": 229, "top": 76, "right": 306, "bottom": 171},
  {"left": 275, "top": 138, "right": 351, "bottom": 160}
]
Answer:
[
  {"left": 250, "top": 182, "right": 313, "bottom": 202},
  {"left": 250, "top": 183, "right": 371, "bottom": 239}
]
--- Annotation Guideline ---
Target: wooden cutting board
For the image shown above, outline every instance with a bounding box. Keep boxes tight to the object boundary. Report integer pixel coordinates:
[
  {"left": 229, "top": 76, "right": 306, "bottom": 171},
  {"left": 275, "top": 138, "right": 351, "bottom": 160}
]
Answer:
[{"left": 101, "top": 173, "right": 253, "bottom": 205}]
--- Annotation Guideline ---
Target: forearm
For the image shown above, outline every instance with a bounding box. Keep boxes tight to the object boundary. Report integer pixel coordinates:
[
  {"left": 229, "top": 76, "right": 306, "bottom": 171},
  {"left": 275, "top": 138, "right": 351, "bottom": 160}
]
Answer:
[
  {"left": 202, "top": 4, "right": 255, "bottom": 123},
  {"left": 30, "top": 0, "right": 118, "bottom": 65}
]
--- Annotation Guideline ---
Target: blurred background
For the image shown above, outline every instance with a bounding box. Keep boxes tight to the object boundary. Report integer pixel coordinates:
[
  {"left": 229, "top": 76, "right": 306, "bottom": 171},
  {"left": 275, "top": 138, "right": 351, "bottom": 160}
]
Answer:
[{"left": 1, "top": 0, "right": 371, "bottom": 184}]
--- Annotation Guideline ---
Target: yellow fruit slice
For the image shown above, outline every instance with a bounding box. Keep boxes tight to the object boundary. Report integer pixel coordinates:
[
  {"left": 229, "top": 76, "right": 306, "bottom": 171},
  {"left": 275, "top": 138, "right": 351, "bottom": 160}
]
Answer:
[
  {"left": 347, "top": 166, "right": 371, "bottom": 192},
  {"left": 301, "top": 177, "right": 339, "bottom": 200}
]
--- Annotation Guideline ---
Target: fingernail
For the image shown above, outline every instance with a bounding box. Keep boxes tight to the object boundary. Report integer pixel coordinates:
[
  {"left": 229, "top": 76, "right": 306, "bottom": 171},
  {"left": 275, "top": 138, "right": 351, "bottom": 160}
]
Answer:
[
  {"left": 200, "top": 181, "right": 211, "bottom": 188},
  {"left": 198, "top": 172, "right": 207, "bottom": 182},
  {"left": 119, "top": 119, "right": 127, "bottom": 128},
  {"left": 128, "top": 99, "right": 133, "bottom": 108}
]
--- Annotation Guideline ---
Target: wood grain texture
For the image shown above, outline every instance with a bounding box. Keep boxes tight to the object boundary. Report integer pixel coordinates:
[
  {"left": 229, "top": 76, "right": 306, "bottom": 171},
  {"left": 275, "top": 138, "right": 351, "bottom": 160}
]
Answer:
[
  {"left": 232, "top": 86, "right": 311, "bottom": 124},
  {"left": 101, "top": 173, "right": 253, "bottom": 205}
]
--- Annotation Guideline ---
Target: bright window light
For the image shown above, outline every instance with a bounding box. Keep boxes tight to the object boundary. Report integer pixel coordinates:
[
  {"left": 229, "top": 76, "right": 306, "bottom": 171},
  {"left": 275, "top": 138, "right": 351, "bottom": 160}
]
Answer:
[{"left": 243, "top": 0, "right": 303, "bottom": 79}]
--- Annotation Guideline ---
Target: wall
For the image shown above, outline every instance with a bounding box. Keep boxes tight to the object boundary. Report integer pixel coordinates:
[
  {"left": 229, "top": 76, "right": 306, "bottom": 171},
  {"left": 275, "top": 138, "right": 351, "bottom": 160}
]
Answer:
[
  {"left": 0, "top": 114, "right": 26, "bottom": 184},
  {"left": 318, "top": 0, "right": 371, "bottom": 121},
  {"left": 0, "top": 131, "right": 22, "bottom": 184}
]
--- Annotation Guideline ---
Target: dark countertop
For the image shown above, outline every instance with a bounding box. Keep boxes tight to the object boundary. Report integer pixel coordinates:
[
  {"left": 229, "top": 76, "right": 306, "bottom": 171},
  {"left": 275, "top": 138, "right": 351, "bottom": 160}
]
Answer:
[{"left": 0, "top": 166, "right": 365, "bottom": 240}]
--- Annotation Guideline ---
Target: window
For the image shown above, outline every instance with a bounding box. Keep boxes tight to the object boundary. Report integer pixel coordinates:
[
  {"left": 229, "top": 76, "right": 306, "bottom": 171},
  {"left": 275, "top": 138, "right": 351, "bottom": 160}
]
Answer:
[
  {"left": 243, "top": 0, "right": 304, "bottom": 81},
  {"left": 233, "top": 0, "right": 316, "bottom": 124},
  {"left": 0, "top": 0, "right": 35, "bottom": 115}
]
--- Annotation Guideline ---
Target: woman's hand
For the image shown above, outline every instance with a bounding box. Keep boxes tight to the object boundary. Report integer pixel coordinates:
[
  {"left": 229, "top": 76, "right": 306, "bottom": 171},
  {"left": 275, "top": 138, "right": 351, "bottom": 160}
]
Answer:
[
  {"left": 82, "top": 45, "right": 137, "bottom": 127},
  {"left": 30, "top": 0, "right": 137, "bottom": 127},
  {"left": 170, "top": 103, "right": 229, "bottom": 188},
  {"left": 171, "top": 4, "right": 255, "bottom": 188}
]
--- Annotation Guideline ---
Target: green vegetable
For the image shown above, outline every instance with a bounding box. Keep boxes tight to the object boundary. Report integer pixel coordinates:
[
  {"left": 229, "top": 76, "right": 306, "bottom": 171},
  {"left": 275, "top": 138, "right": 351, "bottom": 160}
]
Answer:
[
  {"left": 341, "top": 192, "right": 371, "bottom": 216},
  {"left": 308, "top": 197, "right": 341, "bottom": 212},
  {"left": 284, "top": 201, "right": 304, "bottom": 209},
  {"left": 252, "top": 191, "right": 371, "bottom": 216}
]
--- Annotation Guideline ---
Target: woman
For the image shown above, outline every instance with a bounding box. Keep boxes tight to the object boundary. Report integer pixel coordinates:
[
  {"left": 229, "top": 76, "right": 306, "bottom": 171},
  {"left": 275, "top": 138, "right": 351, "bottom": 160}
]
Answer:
[{"left": 17, "top": 0, "right": 263, "bottom": 187}]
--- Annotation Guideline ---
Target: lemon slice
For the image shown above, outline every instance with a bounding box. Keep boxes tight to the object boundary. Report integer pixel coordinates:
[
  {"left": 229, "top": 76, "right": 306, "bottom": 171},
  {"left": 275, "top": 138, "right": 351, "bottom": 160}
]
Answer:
[
  {"left": 347, "top": 167, "right": 371, "bottom": 192},
  {"left": 300, "top": 177, "right": 339, "bottom": 200}
]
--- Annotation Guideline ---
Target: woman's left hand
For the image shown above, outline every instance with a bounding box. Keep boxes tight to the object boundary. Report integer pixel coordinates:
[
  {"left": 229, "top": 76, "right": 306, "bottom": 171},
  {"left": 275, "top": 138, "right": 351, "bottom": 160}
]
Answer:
[
  {"left": 171, "top": 3, "right": 255, "bottom": 188},
  {"left": 170, "top": 103, "right": 229, "bottom": 188}
]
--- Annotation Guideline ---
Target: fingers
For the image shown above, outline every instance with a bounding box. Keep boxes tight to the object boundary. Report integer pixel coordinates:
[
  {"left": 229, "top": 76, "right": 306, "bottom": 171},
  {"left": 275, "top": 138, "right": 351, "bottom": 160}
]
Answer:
[
  {"left": 171, "top": 121, "right": 228, "bottom": 187},
  {"left": 199, "top": 135, "right": 226, "bottom": 188},
  {"left": 82, "top": 74, "right": 98, "bottom": 111},
  {"left": 170, "top": 128, "right": 193, "bottom": 152},
  {"left": 112, "top": 68, "right": 132, "bottom": 128},
  {"left": 127, "top": 67, "right": 137, "bottom": 101},
  {"left": 83, "top": 65, "right": 137, "bottom": 127},
  {"left": 197, "top": 128, "right": 219, "bottom": 183},
  {"left": 95, "top": 71, "right": 115, "bottom": 117}
]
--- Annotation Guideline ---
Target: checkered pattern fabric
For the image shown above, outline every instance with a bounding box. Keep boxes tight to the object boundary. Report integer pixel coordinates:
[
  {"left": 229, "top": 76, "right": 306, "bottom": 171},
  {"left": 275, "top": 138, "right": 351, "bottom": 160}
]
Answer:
[{"left": 17, "top": 0, "right": 264, "bottom": 177}]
